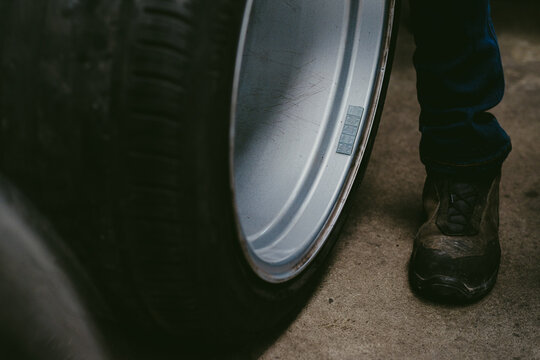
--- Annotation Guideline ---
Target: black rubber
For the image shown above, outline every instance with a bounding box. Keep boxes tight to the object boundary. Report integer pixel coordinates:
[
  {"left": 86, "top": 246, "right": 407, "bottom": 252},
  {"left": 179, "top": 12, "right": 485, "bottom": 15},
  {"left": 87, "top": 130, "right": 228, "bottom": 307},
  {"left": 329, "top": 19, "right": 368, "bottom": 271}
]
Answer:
[
  {"left": 0, "top": 0, "right": 400, "bottom": 352},
  {"left": 409, "top": 268, "right": 499, "bottom": 304},
  {"left": 409, "top": 245, "right": 500, "bottom": 304},
  {"left": 0, "top": 177, "right": 109, "bottom": 360},
  {"left": 409, "top": 271, "right": 497, "bottom": 305}
]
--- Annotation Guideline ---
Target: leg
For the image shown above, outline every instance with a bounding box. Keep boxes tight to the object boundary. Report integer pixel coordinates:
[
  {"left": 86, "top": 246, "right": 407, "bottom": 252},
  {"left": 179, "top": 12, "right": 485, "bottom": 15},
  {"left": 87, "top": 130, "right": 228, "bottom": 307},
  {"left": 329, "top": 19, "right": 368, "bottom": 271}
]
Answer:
[
  {"left": 411, "top": 0, "right": 511, "bottom": 176},
  {"left": 409, "top": 0, "right": 509, "bottom": 302}
]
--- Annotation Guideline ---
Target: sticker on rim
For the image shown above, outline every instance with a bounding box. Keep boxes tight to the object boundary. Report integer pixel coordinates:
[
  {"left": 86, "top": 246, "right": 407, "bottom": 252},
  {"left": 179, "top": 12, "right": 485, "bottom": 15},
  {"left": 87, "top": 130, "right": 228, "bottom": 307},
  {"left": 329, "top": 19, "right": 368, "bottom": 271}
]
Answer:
[{"left": 336, "top": 105, "right": 364, "bottom": 156}]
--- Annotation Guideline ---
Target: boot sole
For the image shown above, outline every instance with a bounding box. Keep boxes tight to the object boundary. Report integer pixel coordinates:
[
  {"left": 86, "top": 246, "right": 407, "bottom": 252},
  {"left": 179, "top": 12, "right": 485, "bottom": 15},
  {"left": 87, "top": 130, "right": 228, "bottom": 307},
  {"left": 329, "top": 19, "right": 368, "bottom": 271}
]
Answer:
[{"left": 409, "top": 267, "right": 499, "bottom": 304}]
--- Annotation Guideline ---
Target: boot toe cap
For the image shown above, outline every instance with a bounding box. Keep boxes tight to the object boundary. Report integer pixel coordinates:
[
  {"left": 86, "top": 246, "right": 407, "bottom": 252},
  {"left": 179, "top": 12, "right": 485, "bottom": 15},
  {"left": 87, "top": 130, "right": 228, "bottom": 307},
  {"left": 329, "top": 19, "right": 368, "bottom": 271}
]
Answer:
[{"left": 409, "top": 243, "right": 500, "bottom": 303}]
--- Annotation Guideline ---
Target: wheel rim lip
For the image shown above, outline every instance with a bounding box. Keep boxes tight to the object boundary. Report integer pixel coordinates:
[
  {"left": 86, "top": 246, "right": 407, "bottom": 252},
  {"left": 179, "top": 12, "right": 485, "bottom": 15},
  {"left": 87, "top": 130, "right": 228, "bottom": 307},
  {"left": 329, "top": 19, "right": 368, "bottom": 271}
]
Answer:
[{"left": 230, "top": 0, "right": 396, "bottom": 283}]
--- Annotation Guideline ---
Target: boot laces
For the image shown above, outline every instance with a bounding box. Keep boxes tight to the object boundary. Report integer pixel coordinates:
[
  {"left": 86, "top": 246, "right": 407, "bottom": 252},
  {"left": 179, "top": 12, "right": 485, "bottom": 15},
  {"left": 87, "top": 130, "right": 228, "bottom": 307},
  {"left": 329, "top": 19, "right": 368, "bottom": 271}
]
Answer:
[{"left": 446, "top": 181, "right": 478, "bottom": 233}]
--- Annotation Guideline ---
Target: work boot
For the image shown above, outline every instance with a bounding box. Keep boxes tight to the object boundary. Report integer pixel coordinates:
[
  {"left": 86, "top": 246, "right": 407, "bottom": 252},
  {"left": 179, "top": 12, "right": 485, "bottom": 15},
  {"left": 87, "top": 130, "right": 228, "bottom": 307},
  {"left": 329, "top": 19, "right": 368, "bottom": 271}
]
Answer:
[{"left": 409, "top": 172, "right": 502, "bottom": 303}]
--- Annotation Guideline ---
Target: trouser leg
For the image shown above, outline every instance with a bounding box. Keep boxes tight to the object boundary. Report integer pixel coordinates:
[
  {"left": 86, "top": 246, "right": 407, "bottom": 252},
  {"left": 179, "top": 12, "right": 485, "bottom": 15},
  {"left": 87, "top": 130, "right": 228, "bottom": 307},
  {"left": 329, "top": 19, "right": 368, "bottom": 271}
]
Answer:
[{"left": 410, "top": 0, "right": 511, "bottom": 176}]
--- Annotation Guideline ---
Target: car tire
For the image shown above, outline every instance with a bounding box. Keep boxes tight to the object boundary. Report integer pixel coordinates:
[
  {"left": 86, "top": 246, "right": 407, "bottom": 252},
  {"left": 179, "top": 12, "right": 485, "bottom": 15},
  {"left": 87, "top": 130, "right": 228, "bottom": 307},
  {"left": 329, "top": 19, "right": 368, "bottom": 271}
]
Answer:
[{"left": 0, "top": 0, "right": 400, "bottom": 349}]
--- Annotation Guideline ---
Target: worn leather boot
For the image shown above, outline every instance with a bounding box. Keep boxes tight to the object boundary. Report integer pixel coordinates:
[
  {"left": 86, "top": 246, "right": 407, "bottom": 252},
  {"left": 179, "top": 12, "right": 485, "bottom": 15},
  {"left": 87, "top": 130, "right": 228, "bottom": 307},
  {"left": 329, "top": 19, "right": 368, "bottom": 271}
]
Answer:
[{"left": 409, "top": 172, "right": 501, "bottom": 303}]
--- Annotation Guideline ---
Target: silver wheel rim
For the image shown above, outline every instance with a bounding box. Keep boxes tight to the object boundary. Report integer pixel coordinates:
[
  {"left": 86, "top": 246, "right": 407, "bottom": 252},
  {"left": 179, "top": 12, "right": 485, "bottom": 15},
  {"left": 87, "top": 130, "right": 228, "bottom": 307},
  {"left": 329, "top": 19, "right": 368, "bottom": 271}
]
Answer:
[{"left": 231, "top": 0, "right": 396, "bottom": 283}]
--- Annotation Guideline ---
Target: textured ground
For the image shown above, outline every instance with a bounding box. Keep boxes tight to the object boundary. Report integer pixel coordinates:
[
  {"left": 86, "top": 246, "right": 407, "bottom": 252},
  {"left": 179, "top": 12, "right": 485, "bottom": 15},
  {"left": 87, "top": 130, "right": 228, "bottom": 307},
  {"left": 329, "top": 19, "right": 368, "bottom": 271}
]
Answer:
[{"left": 240, "top": 1, "right": 540, "bottom": 359}]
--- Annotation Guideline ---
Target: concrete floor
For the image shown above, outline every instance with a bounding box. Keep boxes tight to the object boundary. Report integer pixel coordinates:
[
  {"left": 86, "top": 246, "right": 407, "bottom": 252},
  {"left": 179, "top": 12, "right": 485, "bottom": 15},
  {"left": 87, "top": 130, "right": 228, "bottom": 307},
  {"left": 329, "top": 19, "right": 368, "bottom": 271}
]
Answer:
[{"left": 238, "top": 1, "right": 540, "bottom": 359}]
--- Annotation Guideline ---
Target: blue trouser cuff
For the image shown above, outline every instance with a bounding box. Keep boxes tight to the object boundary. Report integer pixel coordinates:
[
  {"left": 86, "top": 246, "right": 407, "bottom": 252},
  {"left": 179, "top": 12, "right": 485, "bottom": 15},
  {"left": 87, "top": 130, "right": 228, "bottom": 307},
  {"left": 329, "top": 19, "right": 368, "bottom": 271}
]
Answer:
[{"left": 410, "top": 0, "right": 511, "bottom": 176}]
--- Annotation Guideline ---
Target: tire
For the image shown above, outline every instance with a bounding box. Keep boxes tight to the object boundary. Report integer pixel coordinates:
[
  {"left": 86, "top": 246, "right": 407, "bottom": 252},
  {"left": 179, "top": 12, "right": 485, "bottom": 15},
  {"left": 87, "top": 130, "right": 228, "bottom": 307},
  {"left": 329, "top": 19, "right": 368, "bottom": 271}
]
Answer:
[
  {"left": 0, "top": 0, "right": 400, "bottom": 349},
  {"left": 0, "top": 178, "right": 108, "bottom": 360}
]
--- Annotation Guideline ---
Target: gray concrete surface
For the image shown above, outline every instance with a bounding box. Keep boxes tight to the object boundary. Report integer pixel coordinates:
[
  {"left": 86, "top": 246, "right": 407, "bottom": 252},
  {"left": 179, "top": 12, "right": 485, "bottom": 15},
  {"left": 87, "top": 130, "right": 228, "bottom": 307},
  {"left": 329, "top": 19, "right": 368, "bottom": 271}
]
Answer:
[{"left": 241, "top": 1, "right": 539, "bottom": 358}]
